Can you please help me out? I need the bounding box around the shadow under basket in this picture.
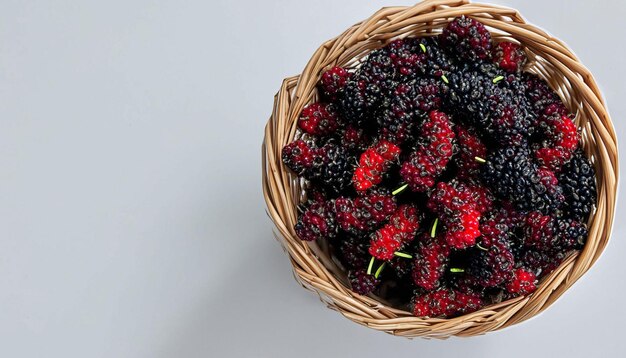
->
[262,0,618,338]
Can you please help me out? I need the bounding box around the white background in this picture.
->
[0,1,624,357]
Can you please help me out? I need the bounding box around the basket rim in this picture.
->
[262,0,619,338]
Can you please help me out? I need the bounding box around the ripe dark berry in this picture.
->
[295,199,337,242]
[418,37,458,77]
[454,126,486,182]
[388,37,458,78]
[427,181,473,216]
[523,211,556,250]
[448,63,531,142]
[339,235,369,269]
[523,211,588,252]
[488,96,533,147]
[520,248,564,278]
[379,78,445,144]
[447,67,495,128]
[412,234,450,290]
[466,184,495,214]
[480,216,506,244]
[427,180,492,217]
[395,77,445,113]
[341,48,397,123]
[378,113,415,146]
[480,204,526,245]
[558,150,597,221]
[413,289,482,318]
[467,236,515,287]
[337,124,370,152]
[282,139,355,193]
[534,109,579,171]
[523,73,564,115]
[492,41,527,73]
[334,191,397,234]
[417,108,456,156]
[554,218,587,251]
[481,146,564,214]
[298,103,340,136]
[388,257,412,279]
[349,269,380,295]
[320,66,350,101]
[400,110,455,192]
[282,139,316,176]
[387,38,428,77]
[440,16,492,62]
[317,142,355,194]
[400,153,439,191]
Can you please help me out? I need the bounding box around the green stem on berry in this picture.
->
[419,43,427,53]
[394,251,413,259]
[441,75,449,84]
[392,183,409,196]
[430,218,439,238]
[374,262,386,279]
[367,256,375,275]
[476,243,488,251]
[474,156,486,163]
[492,75,504,84]
[450,267,465,273]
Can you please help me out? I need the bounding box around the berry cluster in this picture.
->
[413,289,482,318]
[282,16,596,318]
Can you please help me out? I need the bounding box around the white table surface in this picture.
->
[0,0,624,357]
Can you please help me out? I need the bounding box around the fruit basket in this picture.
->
[262,0,618,338]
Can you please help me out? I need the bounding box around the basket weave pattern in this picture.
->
[262,0,618,338]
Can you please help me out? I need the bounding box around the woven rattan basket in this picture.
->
[262,0,618,338]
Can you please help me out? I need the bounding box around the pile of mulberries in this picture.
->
[281,16,596,318]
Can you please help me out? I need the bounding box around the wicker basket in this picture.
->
[262,0,618,338]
